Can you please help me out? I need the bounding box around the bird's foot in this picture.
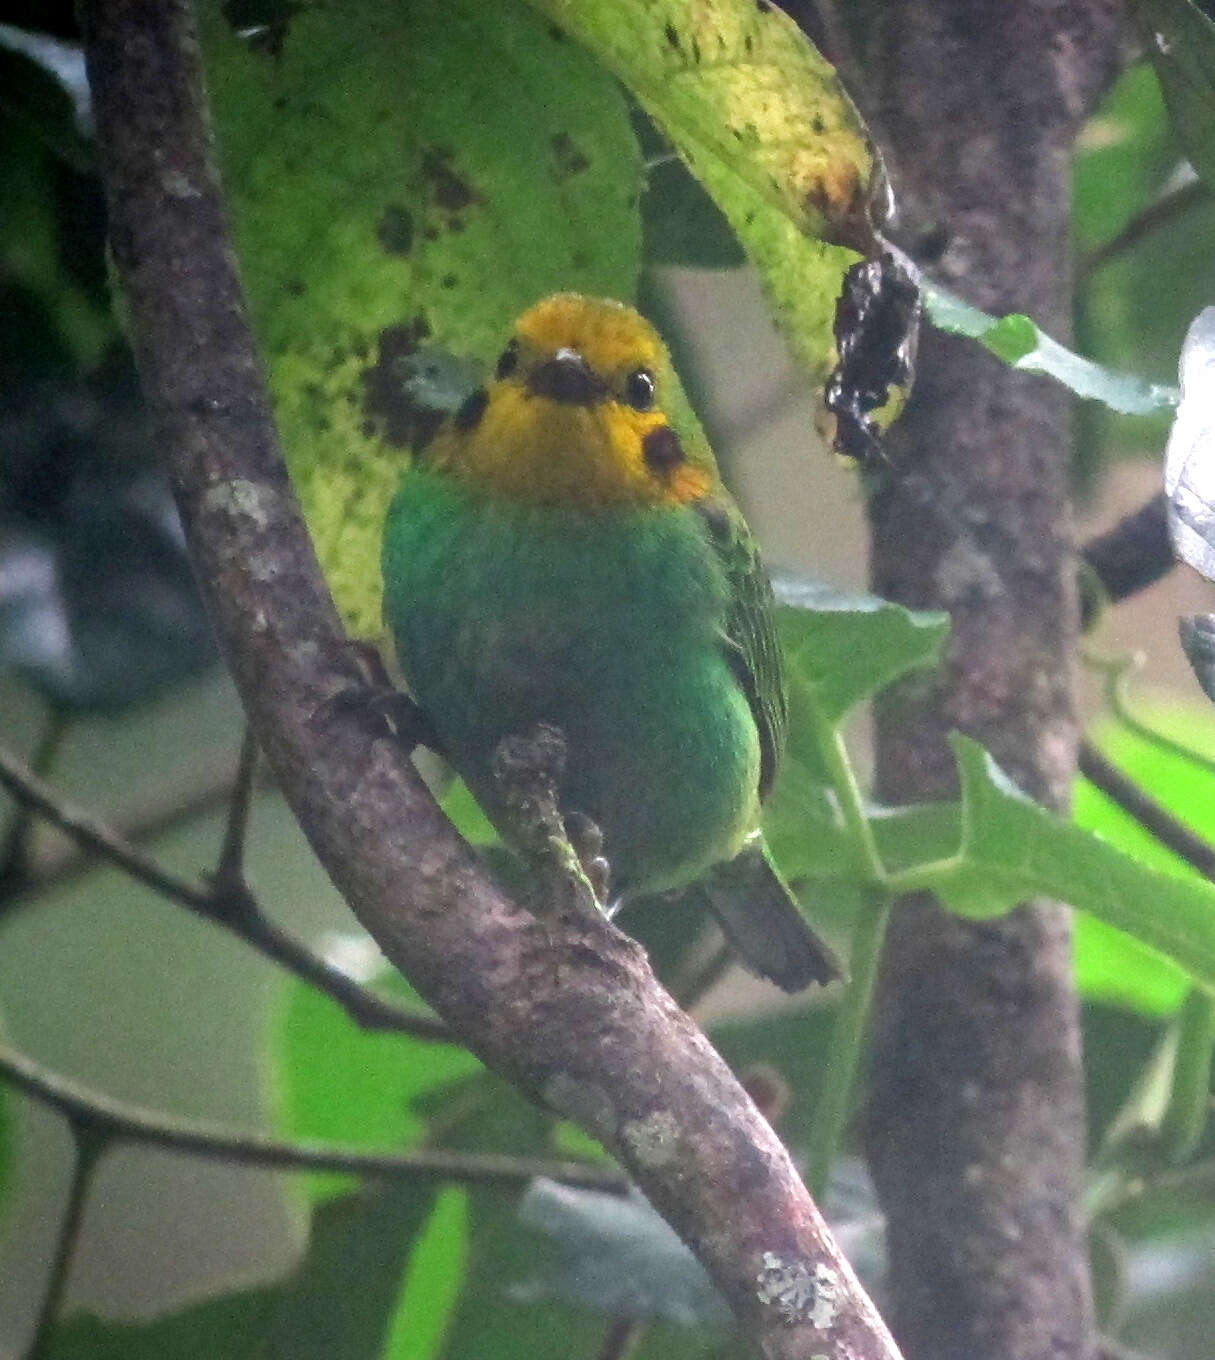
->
[491,724,605,922]
[320,639,441,753]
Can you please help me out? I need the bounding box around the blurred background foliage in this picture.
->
[2,1,1215,1358]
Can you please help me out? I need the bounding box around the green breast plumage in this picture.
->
[381,467,763,895]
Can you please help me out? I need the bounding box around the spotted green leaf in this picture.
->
[530,0,881,390]
[203,0,642,635]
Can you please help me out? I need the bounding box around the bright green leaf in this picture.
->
[933,737,1215,993]
[1137,0,1215,188]
[1074,703,1215,1015]
[765,581,946,897]
[924,281,1179,415]
[531,0,879,249]
[267,1182,442,1359]
[1073,914,1189,1016]
[382,1187,469,1360]
[203,0,642,636]
[271,966,480,1204]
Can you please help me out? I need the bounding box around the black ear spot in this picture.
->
[495,339,519,379]
[641,424,684,475]
[454,386,489,431]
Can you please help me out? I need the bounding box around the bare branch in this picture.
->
[23,1124,107,1360]
[215,722,259,886]
[79,1,900,1354]
[0,708,69,896]
[0,1040,624,1191]
[3,761,263,907]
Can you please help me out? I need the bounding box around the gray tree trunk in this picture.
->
[854,4,1125,1358]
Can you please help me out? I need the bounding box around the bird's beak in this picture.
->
[526,347,604,406]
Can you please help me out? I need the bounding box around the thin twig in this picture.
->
[0,709,70,896]
[4,764,268,907]
[0,1041,626,1191]
[1077,177,1208,282]
[808,888,891,1199]
[1078,739,1215,880]
[215,722,259,886]
[24,1123,108,1360]
[0,745,453,1041]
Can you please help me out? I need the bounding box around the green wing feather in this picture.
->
[695,496,788,802]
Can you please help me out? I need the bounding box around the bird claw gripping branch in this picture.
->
[319,638,441,753]
[491,723,608,923]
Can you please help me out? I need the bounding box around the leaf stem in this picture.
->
[813,711,886,881]
[1078,739,1215,880]
[1161,988,1215,1164]
[807,886,892,1199]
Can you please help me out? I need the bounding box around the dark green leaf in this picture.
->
[774,577,948,727]
[1137,0,1215,187]
[642,156,745,269]
[48,1181,441,1359]
[0,35,92,169]
[511,1180,730,1326]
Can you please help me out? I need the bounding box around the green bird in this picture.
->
[381,293,841,990]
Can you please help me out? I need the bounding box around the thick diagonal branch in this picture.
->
[79,2,899,1355]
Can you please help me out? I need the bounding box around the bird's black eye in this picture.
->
[496,340,519,380]
[624,368,656,411]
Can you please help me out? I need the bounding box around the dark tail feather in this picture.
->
[701,841,844,992]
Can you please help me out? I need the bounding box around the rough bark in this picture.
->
[80,1,902,1355]
[855,5,1125,1360]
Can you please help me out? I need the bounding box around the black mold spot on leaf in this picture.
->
[376,204,414,256]
[551,132,590,180]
